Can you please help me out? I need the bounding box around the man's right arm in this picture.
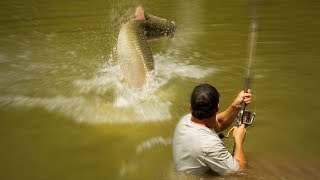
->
[215,90,252,133]
[232,124,247,172]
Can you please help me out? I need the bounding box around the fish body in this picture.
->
[117,9,175,88]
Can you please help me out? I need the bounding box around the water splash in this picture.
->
[0,50,215,124]
[119,136,173,178]
[73,51,216,123]
[136,136,172,155]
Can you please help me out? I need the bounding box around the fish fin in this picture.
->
[135,6,146,20]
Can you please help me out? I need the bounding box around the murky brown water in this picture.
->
[1,0,320,179]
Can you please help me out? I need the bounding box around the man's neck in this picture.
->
[191,116,215,129]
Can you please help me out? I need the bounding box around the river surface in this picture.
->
[1,0,320,179]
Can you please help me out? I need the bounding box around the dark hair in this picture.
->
[191,83,220,120]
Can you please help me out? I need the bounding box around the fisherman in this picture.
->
[173,83,252,176]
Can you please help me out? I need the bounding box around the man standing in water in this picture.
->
[173,83,251,175]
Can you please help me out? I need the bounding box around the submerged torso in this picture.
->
[173,114,239,175]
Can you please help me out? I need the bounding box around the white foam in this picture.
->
[0,95,104,123]
[136,136,173,154]
[1,51,215,124]
[119,136,173,177]
[154,52,215,80]
[73,51,215,123]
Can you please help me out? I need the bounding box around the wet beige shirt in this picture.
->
[173,114,239,175]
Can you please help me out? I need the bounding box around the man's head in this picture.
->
[191,83,220,120]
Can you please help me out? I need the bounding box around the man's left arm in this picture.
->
[214,90,252,133]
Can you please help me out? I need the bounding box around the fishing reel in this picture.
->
[219,108,256,139]
[237,108,256,126]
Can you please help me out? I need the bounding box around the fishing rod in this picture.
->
[236,0,257,126]
[218,1,258,139]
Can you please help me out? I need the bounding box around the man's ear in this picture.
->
[216,104,220,112]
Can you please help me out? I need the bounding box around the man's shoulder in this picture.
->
[179,113,192,123]
[175,114,192,130]
[175,114,219,137]
[199,131,221,149]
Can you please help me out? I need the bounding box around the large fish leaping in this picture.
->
[117,6,176,89]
